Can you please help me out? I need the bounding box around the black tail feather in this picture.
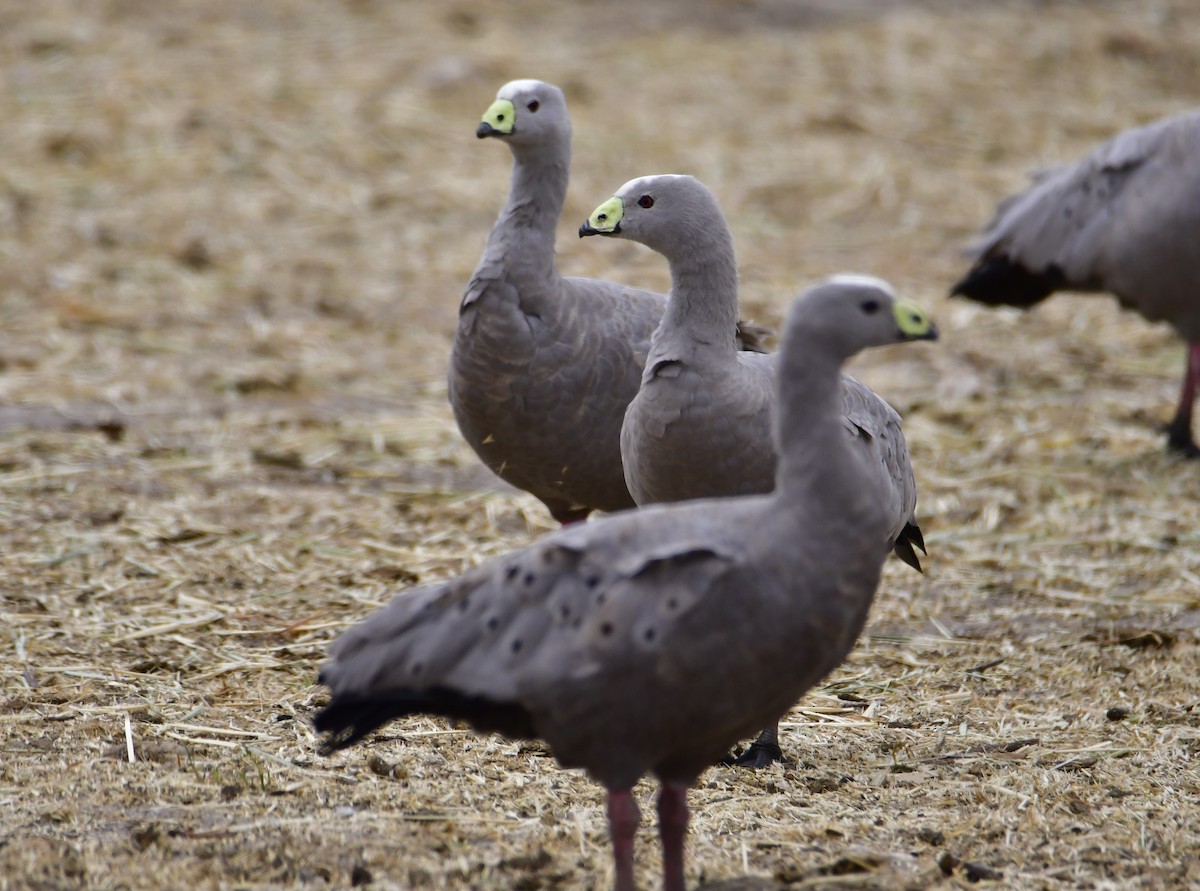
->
[315,698,413,754]
[314,687,537,755]
[735,320,773,354]
[892,522,927,573]
[950,257,1066,308]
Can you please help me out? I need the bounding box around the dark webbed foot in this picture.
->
[1166,342,1200,459]
[1165,424,1200,459]
[720,724,784,769]
[1167,439,1200,459]
[1161,432,1200,461]
[719,738,784,769]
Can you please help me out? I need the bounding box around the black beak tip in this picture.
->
[905,324,939,342]
[579,222,616,238]
[476,122,495,139]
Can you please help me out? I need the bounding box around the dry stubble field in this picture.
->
[4,1,1200,889]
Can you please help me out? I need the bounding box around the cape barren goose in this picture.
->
[317,276,938,891]
[450,81,768,525]
[580,175,927,766]
[951,109,1200,456]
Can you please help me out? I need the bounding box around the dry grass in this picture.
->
[4,0,1200,888]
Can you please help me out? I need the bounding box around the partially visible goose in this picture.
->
[450,80,768,525]
[317,277,938,891]
[951,108,1200,456]
[579,175,926,766]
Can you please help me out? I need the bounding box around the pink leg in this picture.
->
[1167,342,1200,456]
[607,788,641,891]
[658,784,690,891]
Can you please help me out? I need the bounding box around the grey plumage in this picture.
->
[449,81,768,525]
[579,176,925,569]
[951,108,1200,456]
[580,176,927,768]
[317,277,938,891]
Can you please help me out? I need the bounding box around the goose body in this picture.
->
[579,176,925,571]
[318,277,938,891]
[951,108,1200,455]
[580,177,927,767]
[450,81,767,524]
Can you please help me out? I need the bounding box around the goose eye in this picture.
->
[527,100,540,112]
[861,299,880,315]
[637,195,654,209]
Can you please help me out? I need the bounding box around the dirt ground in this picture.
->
[4,0,1200,888]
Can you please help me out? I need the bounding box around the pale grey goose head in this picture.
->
[318,278,935,891]
[789,274,937,355]
[950,108,1200,457]
[579,173,724,256]
[476,78,571,152]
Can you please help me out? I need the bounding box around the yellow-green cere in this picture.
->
[481,98,516,134]
[893,299,934,338]
[587,196,624,233]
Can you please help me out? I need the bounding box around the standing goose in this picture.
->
[580,175,926,767]
[317,277,938,891]
[951,108,1200,456]
[451,80,767,525]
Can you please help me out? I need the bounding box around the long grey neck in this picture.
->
[485,139,570,289]
[772,331,869,509]
[659,226,741,355]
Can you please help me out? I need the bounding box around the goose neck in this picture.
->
[488,142,570,269]
[662,238,741,350]
[772,332,868,506]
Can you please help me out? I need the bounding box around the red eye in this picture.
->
[637,195,654,208]
[527,100,540,112]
